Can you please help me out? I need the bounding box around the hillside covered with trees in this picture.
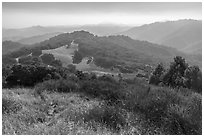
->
[2,31,202,72]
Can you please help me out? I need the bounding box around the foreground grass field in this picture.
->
[2,77,202,135]
[3,88,145,135]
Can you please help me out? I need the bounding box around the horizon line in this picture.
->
[3,18,202,30]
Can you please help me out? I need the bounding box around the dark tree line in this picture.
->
[149,56,202,93]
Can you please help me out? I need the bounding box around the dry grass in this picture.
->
[2,79,202,135]
[2,88,123,134]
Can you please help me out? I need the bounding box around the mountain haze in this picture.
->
[2,41,27,55]
[17,32,62,45]
[119,19,202,54]
[3,24,131,42]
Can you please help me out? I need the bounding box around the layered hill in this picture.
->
[17,32,62,45]
[3,26,57,41]
[3,24,130,42]
[119,19,202,54]
[2,31,202,71]
[2,41,27,55]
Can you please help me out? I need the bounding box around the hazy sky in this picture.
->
[3,2,202,28]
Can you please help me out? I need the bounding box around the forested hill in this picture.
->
[3,30,201,69]
[2,41,27,55]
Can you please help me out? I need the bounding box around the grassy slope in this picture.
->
[42,45,74,66]
[2,78,202,135]
[2,88,148,135]
[2,88,112,135]
[41,43,120,73]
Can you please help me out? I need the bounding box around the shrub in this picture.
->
[98,75,116,83]
[41,53,55,65]
[31,57,43,65]
[2,98,22,114]
[151,56,202,93]
[5,64,62,87]
[119,83,202,135]
[67,64,77,73]
[79,80,124,101]
[94,57,121,69]
[82,104,127,131]
[118,66,134,73]
[2,55,17,65]
[162,56,188,88]
[9,47,32,58]
[165,93,202,135]
[149,75,160,85]
[75,71,93,80]
[50,59,63,67]
[35,79,79,94]
[72,50,83,64]
[2,65,12,88]
[141,97,169,125]
[184,66,202,93]
[149,63,165,85]
[32,49,42,56]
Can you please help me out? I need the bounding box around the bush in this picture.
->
[9,47,32,58]
[2,98,22,114]
[32,49,42,56]
[41,53,55,65]
[67,64,76,73]
[140,96,169,125]
[75,71,94,80]
[72,50,83,64]
[98,75,116,83]
[165,92,202,135]
[2,55,17,65]
[162,56,188,88]
[5,64,62,87]
[115,80,202,135]
[149,63,165,85]
[82,104,127,131]
[151,56,202,93]
[31,57,43,65]
[2,65,12,88]
[35,79,79,94]
[184,66,202,93]
[50,59,62,67]
[115,65,134,73]
[18,56,33,64]
[79,80,124,101]
[94,57,122,69]
[149,75,161,85]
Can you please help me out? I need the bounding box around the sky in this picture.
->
[2,2,202,29]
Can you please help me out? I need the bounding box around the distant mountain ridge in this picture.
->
[2,41,27,55]
[3,24,131,42]
[4,20,201,56]
[118,19,202,55]
[3,30,201,69]
[17,32,62,45]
